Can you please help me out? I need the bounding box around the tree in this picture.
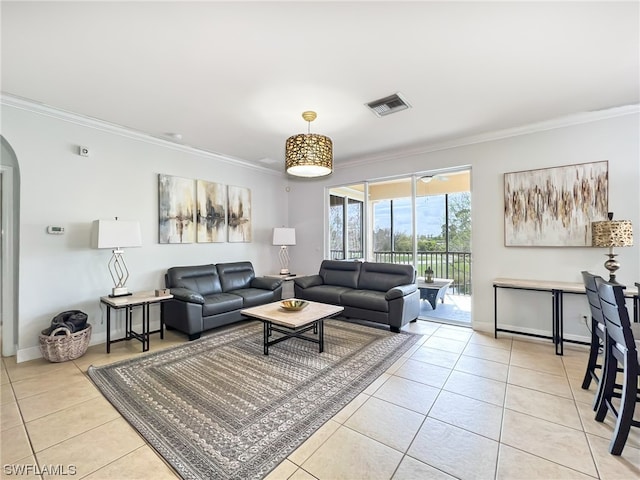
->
[373,227,391,251]
[444,192,471,252]
[393,232,412,252]
[417,235,444,252]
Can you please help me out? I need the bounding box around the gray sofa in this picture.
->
[293,260,420,332]
[162,262,282,340]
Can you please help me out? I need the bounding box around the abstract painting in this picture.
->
[504,161,608,246]
[196,180,226,243]
[227,185,252,242]
[158,174,195,244]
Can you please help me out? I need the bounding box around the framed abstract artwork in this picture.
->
[196,180,226,243]
[504,161,608,246]
[227,185,252,242]
[158,174,196,244]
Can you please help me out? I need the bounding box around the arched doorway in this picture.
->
[1,135,20,357]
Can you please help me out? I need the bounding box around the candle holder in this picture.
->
[425,267,434,283]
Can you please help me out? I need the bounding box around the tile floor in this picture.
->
[1,320,638,479]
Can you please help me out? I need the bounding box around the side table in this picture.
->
[100,290,173,353]
[417,278,453,309]
[266,274,298,299]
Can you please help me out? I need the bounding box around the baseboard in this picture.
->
[15,324,150,363]
[16,345,41,363]
[491,322,590,345]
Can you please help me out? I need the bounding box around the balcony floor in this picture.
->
[419,292,471,326]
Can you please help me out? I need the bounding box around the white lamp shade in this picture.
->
[92,220,142,249]
[272,227,296,246]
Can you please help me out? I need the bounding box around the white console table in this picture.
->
[493,278,638,355]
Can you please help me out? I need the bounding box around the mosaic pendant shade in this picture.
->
[285,111,333,178]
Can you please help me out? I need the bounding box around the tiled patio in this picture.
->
[419,293,472,325]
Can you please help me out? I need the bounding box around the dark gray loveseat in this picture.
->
[293,260,419,332]
[162,262,282,340]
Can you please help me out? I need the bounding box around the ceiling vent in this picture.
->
[366,93,411,117]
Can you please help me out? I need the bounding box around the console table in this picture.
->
[100,290,173,353]
[493,278,638,356]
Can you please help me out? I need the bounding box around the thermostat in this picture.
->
[47,226,65,235]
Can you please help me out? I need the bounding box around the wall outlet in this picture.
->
[581,313,589,324]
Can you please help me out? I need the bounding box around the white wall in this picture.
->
[287,109,640,340]
[2,102,289,361]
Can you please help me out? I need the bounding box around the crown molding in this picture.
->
[4,93,637,175]
[1,93,282,177]
[341,104,640,169]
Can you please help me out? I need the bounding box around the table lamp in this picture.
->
[92,218,142,296]
[591,212,633,284]
[272,227,296,275]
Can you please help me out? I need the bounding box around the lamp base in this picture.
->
[278,246,291,277]
[109,287,132,298]
[603,252,621,284]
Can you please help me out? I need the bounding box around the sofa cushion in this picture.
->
[299,285,353,305]
[167,264,222,295]
[357,262,415,292]
[202,293,244,316]
[319,260,361,289]
[341,290,389,313]
[217,262,255,292]
[232,288,277,308]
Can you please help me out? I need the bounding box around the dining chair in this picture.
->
[594,277,639,455]
[635,282,639,323]
[580,271,607,409]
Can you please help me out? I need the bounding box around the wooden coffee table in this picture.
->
[241,299,344,355]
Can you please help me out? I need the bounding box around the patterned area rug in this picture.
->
[88,319,419,480]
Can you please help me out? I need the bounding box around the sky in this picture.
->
[373,195,446,237]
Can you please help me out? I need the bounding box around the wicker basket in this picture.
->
[39,324,92,362]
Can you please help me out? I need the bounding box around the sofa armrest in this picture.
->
[385,283,418,300]
[251,277,283,291]
[294,275,323,289]
[169,287,205,304]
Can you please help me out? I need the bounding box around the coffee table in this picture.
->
[417,278,453,310]
[241,299,344,355]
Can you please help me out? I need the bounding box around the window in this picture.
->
[328,184,364,260]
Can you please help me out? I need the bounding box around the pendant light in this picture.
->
[285,111,333,177]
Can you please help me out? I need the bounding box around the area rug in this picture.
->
[87,319,419,480]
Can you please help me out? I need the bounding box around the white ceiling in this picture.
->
[2,1,638,172]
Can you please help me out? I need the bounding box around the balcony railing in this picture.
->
[330,250,472,295]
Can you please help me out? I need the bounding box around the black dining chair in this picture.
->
[634,282,639,323]
[580,271,607,409]
[594,277,639,455]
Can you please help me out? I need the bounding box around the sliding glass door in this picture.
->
[327,169,472,324]
[329,184,364,260]
[416,173,472,295]
[368,178,413,264]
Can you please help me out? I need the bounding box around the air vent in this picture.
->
[366,93,411,117]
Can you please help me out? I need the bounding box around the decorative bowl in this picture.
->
[280,300,308,311]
